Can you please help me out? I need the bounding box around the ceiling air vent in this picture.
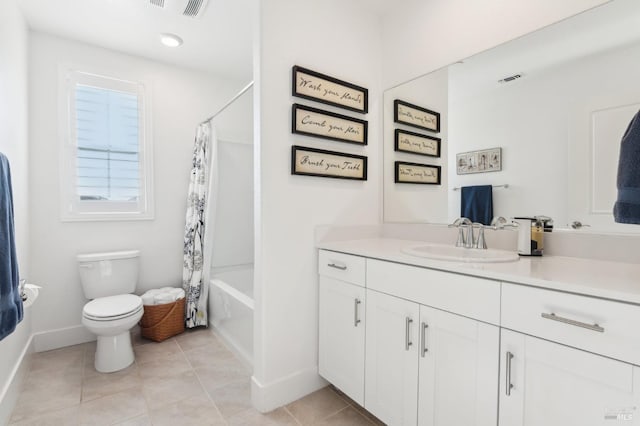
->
[183,0,206,17]
[498,73,523,84]
[148,0,209,18]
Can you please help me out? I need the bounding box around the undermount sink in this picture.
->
[402,243,520,263]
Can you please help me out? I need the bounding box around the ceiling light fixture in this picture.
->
[160,33,183,47]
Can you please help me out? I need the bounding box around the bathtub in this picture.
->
[209,265,253,368]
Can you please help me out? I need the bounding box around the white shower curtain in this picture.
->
[182,122,217,328]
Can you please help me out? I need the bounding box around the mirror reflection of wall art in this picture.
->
[394,99,440,133]
[456,148,502,175]
[291,145,367,181]
[292,66,368,114]
[394,129,441,158]
[395,161,441,185]
[292,104,368,145]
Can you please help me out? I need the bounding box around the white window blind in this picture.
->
[61,70,153,221]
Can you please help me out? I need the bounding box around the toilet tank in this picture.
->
[77,250,140,299]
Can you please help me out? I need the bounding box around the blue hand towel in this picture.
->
[0,153,22,341]
[614,110,640,224]
[461,185,493,225]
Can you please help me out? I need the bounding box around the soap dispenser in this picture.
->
[513,217,544,256]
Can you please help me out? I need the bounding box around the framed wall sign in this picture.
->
[394,129,441,157]
[456,147,502,175]
[292,103,368,145]
[394,99,440,133]
[395,161,441,185]
[291,145,367,180]
[292,65,368,114]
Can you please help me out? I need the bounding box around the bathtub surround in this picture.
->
[0,0,30,422]
[207,84,255,368]
[183,122,214,328]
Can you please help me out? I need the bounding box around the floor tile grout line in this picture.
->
[282,405,304,426]
[177,331,230,425]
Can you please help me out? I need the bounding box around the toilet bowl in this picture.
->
[82,294,143,372]
[77,250,142,373]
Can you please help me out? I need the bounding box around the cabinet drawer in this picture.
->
[367,259,500,325]
[502,283,640,365]
[318,250,366,287]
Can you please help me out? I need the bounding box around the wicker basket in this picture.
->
[139,298,185,342]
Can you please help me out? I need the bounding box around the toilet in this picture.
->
[77,250,143,373]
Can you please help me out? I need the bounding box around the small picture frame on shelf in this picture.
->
[394,99,440,133]
[395,161,441,185]
[292,65,368,114]
[394,129,441,157]
[292,103,368,145]
[291,145,367,181]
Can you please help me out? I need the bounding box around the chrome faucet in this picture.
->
[474,223,487,249]
[448,217,471,247]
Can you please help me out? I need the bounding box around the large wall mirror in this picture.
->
[383,0,640,233]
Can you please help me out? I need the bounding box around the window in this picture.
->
[61,70,153,220]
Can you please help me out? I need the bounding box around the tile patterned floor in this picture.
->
[9,328,384,425]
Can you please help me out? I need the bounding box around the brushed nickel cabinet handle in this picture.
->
[505,351,514,396]
[354,299,361,327]
[327,263,347,271]
[420,322,429,357]
[541,312,604,333]
[405,317,413,350]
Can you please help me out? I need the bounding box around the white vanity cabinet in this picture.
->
[418,306,499,426]
[364,290,500,426]
[318,241,640,426]
[499,283,640,426]
[499,329,640,426]
[364,289,420,425]
[318,250,366,405]
[363,257,501,426]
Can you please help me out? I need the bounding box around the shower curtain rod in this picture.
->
[200,81,254,125]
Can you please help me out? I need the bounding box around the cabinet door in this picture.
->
[365,289,420,426]
[499,329,640,426]
[418,306,499,426]
[318,276,366,405]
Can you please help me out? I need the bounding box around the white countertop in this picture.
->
[318,238,640,305]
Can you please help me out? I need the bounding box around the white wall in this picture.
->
[383,68,449,223]
[28,33,247,348]
[0,0,31,422]
[253,0,382,410]
[381,0,611,89]
[449,40,640,228]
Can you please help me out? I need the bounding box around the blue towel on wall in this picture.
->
[0,153,22,341]
[614,110,640,224]
[461,185,493,225]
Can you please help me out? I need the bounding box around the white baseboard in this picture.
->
[251,367,327,413]
[32,325,95,353]
[0,334,34,425]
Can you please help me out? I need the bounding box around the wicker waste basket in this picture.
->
[139,297,185,342]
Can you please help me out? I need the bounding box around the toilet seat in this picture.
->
[83,294,143,321]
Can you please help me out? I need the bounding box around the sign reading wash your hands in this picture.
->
[292,65,368,113]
